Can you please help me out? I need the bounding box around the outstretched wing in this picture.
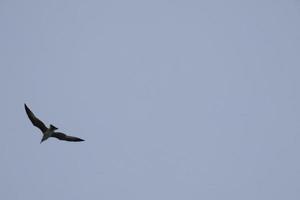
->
[52,132,84,142]
[24,104,48,133]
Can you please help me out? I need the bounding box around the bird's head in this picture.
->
[50,124,58,131]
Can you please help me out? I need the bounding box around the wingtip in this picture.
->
[77,138,85,142]
[24,104,30,112]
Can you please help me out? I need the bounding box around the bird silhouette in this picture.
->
[24,104,84,143]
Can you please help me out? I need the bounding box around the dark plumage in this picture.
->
[24,104,84,143]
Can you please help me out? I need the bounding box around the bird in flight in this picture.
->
[24,104,84,143]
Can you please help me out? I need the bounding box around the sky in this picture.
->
[1,0,300,199]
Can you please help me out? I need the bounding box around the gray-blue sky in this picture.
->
[1,0,300,199]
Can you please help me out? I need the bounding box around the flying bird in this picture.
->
[24,104,84,143]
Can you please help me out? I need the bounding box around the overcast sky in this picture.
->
[1,0,300,199]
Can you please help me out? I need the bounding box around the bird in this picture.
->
[24,104,84,143]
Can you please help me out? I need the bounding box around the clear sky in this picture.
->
[1,0,300,199]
